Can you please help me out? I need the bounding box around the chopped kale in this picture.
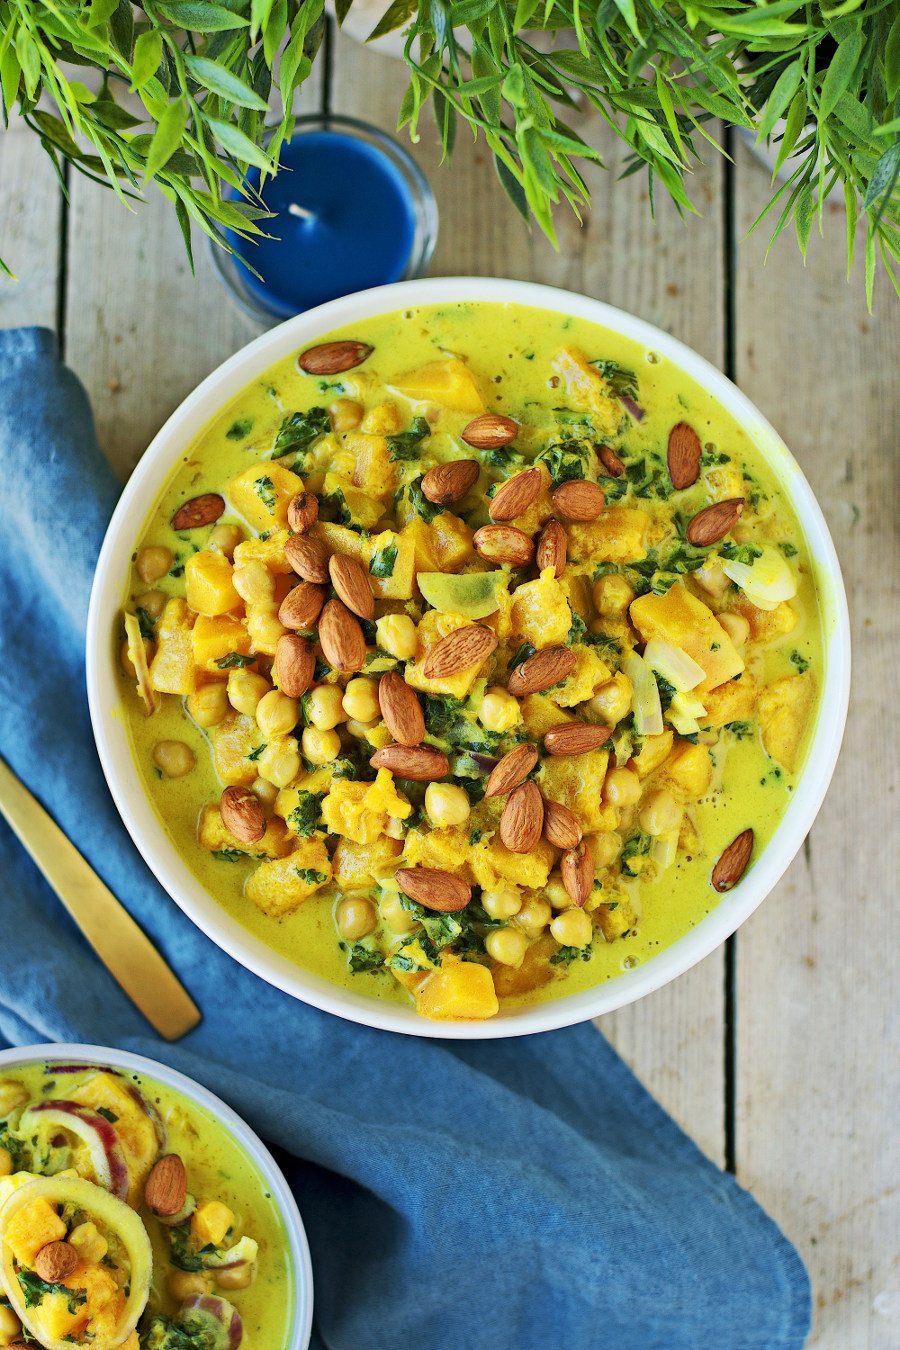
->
[211,849,245,862]
[536,437,591,485]
[406,474,442,524]
[168,1226,207,1272]
[508,642,536,670]
[168,557,185,578]
[621,834,652,877]
[386,417,430,461]
[591,357,638,400]
[342,942,385,974]
[215,651,254,669]
[287,791,325,837]
[421,693,465,740]
[295,868,327,885]
[550,944,593,966]
[18,1269,87,1313]
[254,475,277,511]
[96,1106,118,1123]
[599,472,630,503]
[725,721,754,739]
[567,613,587,644]
[247,743,267,761]
[780,541,798,557]
[271,406,330,459]
[399,896,462,951]
[581,631,621,656]
[482,445,525,471]
[226,415,254,440]
[790,650,810,673]
[135,606,156,640]
[370,542,398,578]
[719,541,763,565]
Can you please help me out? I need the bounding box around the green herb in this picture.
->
[482,445,526,472]
[287,792,325,837]
[253,476,277,512]
[314,657,333,682]
[168,558,185,579]
[581,631,621,656]
[599,473,630,504]
[790,651,811,673]
[591,358,638,400]
[247,744,267,761]
[780,542,799,558]
[18,1269,87,1313]
[370,543,398,578]
[550,944,593,966]
[567,613,587,644]
[342,943,385,975]
[719,541,763,566]
[141,1316,200,1350]
[701,448,732,467]
[295,868,326,885]
[168,1226,207,1273]
[96,1107,118,1123]
[406,475,442,524]
[226,416,254,441]
[621,834,652,878]
[386,417,430,461]
[271,407,330,462]
[399,896,462,951]
[211,849,244,862]
[215,651,254,669]
[508,642,536,671]
[725,721,754,739]
[421,693,465,741]
[135,606,156,641]
[536,438,592,485]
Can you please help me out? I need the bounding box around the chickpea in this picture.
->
[639,789,682,837]
[550,907,593,948]
[227,669,270,717]
[167,1271,212,1302]
[481,886,522,920]
[345,718,379,741]
[136,545,173,584]
[0,1303,22,1342]
[246,606,286,653]
[592,832,623,868]
[135,589,166,618]
[207,523,244,558]
[544,874,571,911]
[216,1261,256,1291]
[424,783,470,829]
[307,684,346,730]
[516,897,552,937]
[718,611,750,645]
[375,614,418,660]
[251,776,279,811]
[302,726,341,765]
[380,892,417,933]
[0,1147,12,1177]
[69,1222,107,1264]
[152,740,195,778]
[187,681,230,728]
[593,572,634,617]
[256,690,299,738]
[342,677,380,723]
[233,560,275,605]
[329,397,364,432]
[479,687,521,734]
[257,738,301,789]
[336,896,377,942]
[588,674,633,726]
[485,926,528,968]
[603,766,641,806]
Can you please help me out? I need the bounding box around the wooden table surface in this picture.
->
[1,28,897,1348]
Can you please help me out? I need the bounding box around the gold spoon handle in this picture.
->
[0,754,201,1041]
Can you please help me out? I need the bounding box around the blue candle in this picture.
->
[220,118,437,321]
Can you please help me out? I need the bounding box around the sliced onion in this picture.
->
[122,1081,167,1153]
[123,611,156,714]
[470,753,498,773]
[204,1235,258,1271]
[651,833,679,871]
[643,638,705,692]
[623,653,663,736]
[668,691,708,736]
[722,545,797,611]
[180,1294,243,1349]
[20,1102,129,1200]
[0,1174,152,1350]
[45,1064,122,1076]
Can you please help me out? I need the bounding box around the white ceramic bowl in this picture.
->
[86,278,851,1040]
[0,1042,313,1348]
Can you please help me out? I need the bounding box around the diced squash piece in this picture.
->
[595,895,637,942]
[567,507,650,564]
[148,598,197,695]
[33,1287,89,1342]
[398,514,474,573]
[757,672,816,772]
[538,752,615,834]
[323,471,383,530]
[333,835,403,889]
[360,401,404,435]
[4,1196,66,1265]
[704,460,745,500]
[185,549,241,617]
[210,713,260,786]
[701,675,757,728]
[347,430,396,501]
[658,741,713,799]
[629,730,674,777]
[491,933,557,998]
[551,346,622,437]
[471,838,556,891]
[416,962,499,1020]
[405,610,495,698]
[392,359,485,413]
[322,771,411,845]
[233,529,293,573]
[510,571,571,647]
[521,694,576,738]
[191,1200,234,1247]
[733,598,798,643]
[559,568,594,621]
[630,583,744,693]
[245,839,332,917]
[402,826,473,877]
[198,803,291,860]
[228,461,304,531]
[192,614,251,671]
[548,646,611,707]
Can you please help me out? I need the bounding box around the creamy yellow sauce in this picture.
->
[120,301,824,1012]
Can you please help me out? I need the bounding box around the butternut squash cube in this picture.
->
[701,675,757,728]
[402,825,473,877]
[630,584,744,693]
[630,730,674,778]
[551,346,622,437]
[198,803,291,860]
[245,838,332,918]
[415,962,499,1020]
[211,713,260,786]
[510,571,572,648]
[521,694,576,738]
[757,672,816,772]
[333,835,403,889]
[233,529,293,574]
[322,471,383,530]
[472,837,556,891]
[567,507,650,565]
[192,614,251,671]
[149,598,197,695]
[185,549,241,617]
[595,895,637,942]
[734,598,798,644]
[228,462,304,531]
[4,1196,66,1264]
[391,359,485,413]
[191,1200,234,1247]
[658,741,713,799]
[539,751,615,833]
[549,646,611,707]
[313,522,414,600]
[347,430,396,501]
[397,515,473,574]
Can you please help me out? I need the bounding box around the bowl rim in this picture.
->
[86,276,851,1040]
[0,1041,313,1349]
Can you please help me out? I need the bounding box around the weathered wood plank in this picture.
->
[331,32,728,1163]
[733,139,900,1348]
[0,129,62,331]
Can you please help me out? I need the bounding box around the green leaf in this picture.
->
[864,142,900,222]
[206,116,275,171]
[88,0,120,27]
[887,13,900,102]
[251,0,277,40]
[156,2,251,32]
[130,30,163,92]
[818,30,863,122]
[494,151,529,222]
[757,61,803,142]
[773,88,808,174]
[611,0,641,41]
[184,55,268,109]
[145,97,189,181]
[794,180,813,257]
[844,179,857,278]
[368,0,417,42]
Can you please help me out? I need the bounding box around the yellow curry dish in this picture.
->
[118,302,823,1023]
[0,1060,294,1348]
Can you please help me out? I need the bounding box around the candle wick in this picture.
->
[287,203,316,221]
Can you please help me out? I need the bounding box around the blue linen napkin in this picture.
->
[0,327,811,1350]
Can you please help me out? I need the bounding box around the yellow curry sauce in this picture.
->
[0,1061,293,1347]
[119,302,822,1021]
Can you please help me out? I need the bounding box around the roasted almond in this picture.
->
[329,553,374,620]
[285,533,330,584]
[378,671,425,747]
[488,467,542,521]
[473,524,534,567]
[421,459,480,506]
[395,867,471,912]
[220,785,266,845]
[508,645,576,697]
[484,743,539,798]
[686,498,744,547]
[711,828,754,892]
[461,412,518,449]
[145,1153,188,1217]
[370,744,450,781]
[274,632,316,696]
[423,624,498,680]
[542,799,583,851]
[536,518,567,577]
[171,493,224,531]
[599,445,625,478]
[278,580,327,631]
[287,491,319,534]
[298,340,372,375]
[667,421,702,490]
[561,839,594,906]
[34,1241,78,1283]
[543,722,613,756]
[319,599,366,673]
[499,780,544,853]
[551,479,605,522]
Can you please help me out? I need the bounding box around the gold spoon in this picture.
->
[0,754,201,1041]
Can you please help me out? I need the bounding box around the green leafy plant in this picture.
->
[0,0,896,303]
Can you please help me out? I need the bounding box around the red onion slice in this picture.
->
[619,393,645,421]
[20,1101,129,1199]
[180,1295,243,1349]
